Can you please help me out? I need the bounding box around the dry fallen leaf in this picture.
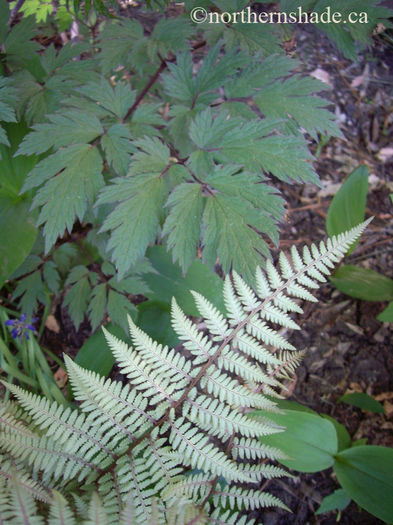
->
[377,147,393,163]
[383,400,393,419]
[54,367,68,388]
[45,314,60,334]
[310,68,332,87]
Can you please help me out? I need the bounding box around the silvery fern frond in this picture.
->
[0,222,370,524]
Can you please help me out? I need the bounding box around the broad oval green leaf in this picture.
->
[377,301,393,323]
[74,323,126,378]
[330,265,393,302]
[144,246,225,316]
[136,300,179,348]
[255,409,338,472]
[334,446,393,524]
[321,414,351,452]
[0,192,37,289]
[339,392,385,414]
[326,165,368,255]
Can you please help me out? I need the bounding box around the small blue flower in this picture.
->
[5,315,38,342]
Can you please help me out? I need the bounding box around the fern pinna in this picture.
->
[0,221,370,524]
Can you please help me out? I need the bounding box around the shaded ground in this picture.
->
[259,22,393,525]
[36,10,393,525]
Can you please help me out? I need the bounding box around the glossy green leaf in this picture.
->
[330,266,393,302]
[326,165,368,255]
[255,409,338,472]
[144,246,225,316]
[74,323,126,378]
[316,488,351,515]
[377,301,393,323]
[339,392,384,414]
[334,446,393,523]
[0,192,37,289]
[136,300,179,348]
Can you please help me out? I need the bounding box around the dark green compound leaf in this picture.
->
[254,75,341,140]
[200,166,283,282]
[316,488,351,515]
[339,393,385,414]
[107,289,137,334]
[21,144,104,253]
[63,266,93,330]
[189,109,319,185]
[202,193,271,285]
[88,283,108,332]
[162,183,203,273]
[330,266,393,302]
[254,409,338,472]
[326,165,369,255]
[334,446,393,524]
[98,138,172,278]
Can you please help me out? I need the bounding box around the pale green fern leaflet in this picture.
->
[0,221,370,524]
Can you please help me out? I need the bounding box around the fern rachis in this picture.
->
[0,221,370,524]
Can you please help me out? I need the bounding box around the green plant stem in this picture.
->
[38,301,51,341]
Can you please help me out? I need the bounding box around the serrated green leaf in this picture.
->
[202,193,270,284]
[98,19,145,74]
[101,124,134,176]
[313,0,393,60]
[25,145,104,252]
[107,289,136,333]
[12,271,44,318]
[99,174,169,278]
[3,17,41,70]
[147,18,194,63]
[255,75,341,139]
[17,111,104,156]
[203,18,282,56]
[162,183,203,272]
[224,54,296,99]
[88,283,107,331]
[78,80,136,120]
[64,274,91,330]
[43,261,60,294]
[109,275,149,296]
[189,109,319,184]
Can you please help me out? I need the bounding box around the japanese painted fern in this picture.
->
[0,221,370,524]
